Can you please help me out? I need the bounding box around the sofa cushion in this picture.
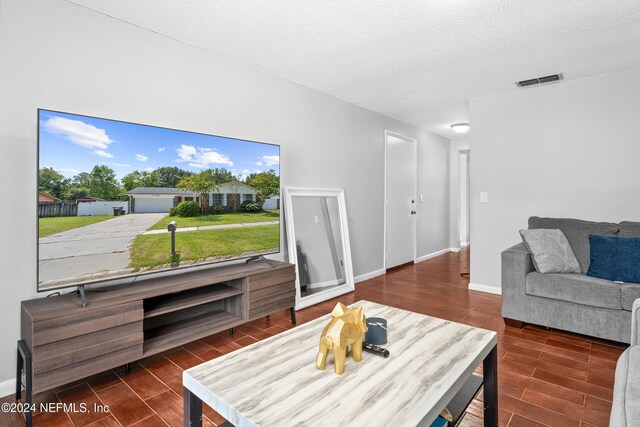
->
[587,235,640,284]
[619,221,640,238]
[525,272,621,309]
[610,346,640,426]
[528,217,619,273]
[519,229,581,274]
[621,284,640,311]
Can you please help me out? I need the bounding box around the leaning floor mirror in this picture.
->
[284,187,355,310]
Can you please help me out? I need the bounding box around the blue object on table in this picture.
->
[365,317,387,344]
[587,235,640,284]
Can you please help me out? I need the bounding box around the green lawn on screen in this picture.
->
[147,210,280,231]
[129,224,279,269]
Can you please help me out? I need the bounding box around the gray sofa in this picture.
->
[501,217,640,343]
[610,299,640,426]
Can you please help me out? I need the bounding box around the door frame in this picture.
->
[383,130,418,270]
[458,150,470,246]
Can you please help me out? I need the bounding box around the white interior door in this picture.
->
[385,132,417,269]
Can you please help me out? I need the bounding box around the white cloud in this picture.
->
[94,150,113,158]
[105,162,131,168]
[42,116,114,151]
[255,160,264,166]
[259,155,279,166]
[135,154,148,162]
[176,144,233,168]
[254,169,263,173]
[177,144,197,161]
[158,147,165,153]
[144,167,154,172]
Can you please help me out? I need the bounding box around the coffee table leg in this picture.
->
[184,386,202,427]
[483,345,498,426]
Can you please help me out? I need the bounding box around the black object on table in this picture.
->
[363,341,390,358]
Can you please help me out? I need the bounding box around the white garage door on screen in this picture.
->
[134,197,173,213]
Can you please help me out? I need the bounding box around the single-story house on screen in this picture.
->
[210,182,256,209]
[125,187,199,213]
[125,183,257,213]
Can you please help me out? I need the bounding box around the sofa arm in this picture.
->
[501,243,535,321]
[632,298,640,346]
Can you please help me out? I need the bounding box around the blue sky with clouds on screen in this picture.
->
[39,109,280,181]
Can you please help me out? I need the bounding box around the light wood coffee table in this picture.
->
[183,300,498,426]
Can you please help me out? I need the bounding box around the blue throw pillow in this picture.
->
[587,235,640,284]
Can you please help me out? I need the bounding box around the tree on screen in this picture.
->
[88,165,121,200]
[245,170,280,202]
[71,172,91,188]
[39,167,69,199]
[207,168,236,185]
[122,170,160,191]
[155,166,193,188]
[177,171,218,212]
[63,186,91,201]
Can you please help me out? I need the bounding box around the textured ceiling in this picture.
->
[67,0,640,140]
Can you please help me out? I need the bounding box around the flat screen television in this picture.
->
[38,109,280,291]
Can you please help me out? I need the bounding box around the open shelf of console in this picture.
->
[143,282,244,318]
[144,309,242,356]
[142,280,246,355]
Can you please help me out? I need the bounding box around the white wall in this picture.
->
[417,132,451,258]
[263,197,279,210]
[77,201,128,216]
[0,0,450,390]
[469,68,640,292]
[449,139,470,248]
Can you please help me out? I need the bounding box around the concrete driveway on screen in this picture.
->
[39,213,166,285]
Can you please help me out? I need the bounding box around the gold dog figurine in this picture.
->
[316,303,367,375]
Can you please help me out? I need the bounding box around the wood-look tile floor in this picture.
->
[1,247,625,426]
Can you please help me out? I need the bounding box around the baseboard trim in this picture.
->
[460,242,469,247]
[415,248,451,264]
[0,377,15,398]
[469,282,502,295]
[354,269,385,283]
[450,247,461,253]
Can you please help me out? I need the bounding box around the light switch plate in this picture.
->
[480,192,488,203]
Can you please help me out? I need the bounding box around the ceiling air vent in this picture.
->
[516,73,563,88]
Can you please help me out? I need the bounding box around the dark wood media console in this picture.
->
[17,261,296,426]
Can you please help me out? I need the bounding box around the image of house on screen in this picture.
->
[125,182,263,213]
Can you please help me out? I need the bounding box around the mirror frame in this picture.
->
[284,187,355,310]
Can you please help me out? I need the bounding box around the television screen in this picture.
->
[38,109,280,291]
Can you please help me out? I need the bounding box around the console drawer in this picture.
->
[34,322,143,374]
[33,301,143,346]
[249,298,294,320]
[34,344,143,393]
[248,266,296,292]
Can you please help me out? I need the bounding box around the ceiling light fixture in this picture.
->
[450,123,470,134]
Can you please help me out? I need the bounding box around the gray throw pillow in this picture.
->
[519,229,581,274]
